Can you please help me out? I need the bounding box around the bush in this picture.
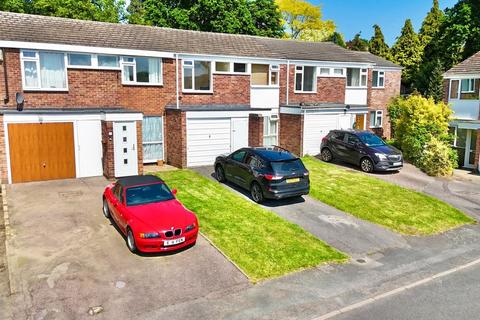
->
[388,94,456,176]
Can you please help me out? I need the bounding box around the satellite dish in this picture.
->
[15,92,24,111]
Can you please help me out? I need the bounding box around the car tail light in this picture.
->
[322,137,328,143]
[264,174,283,181]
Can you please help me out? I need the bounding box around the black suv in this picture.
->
[320,130,403,173]
[214,147,310,203]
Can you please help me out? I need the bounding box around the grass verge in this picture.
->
[303,156,475,235]
[156,169,347,282]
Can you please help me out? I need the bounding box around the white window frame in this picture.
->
[372,70,385,88]
[294,65,317,93]
[67,53,120,70]
[214,61,249,74]
[460,79,475,93]
[120,56,163,86]
[182,59,213,93]
[449,79,460,100]
[369,110,383,128]
[250,64,280,88]
[347,68,368,88]
[20,49,69,91]
[263,116,278,146]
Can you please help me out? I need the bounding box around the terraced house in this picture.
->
[444,51,480,172]
[0,11,401,184]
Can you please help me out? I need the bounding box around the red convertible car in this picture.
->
[102,175,198,253]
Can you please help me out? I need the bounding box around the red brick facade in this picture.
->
[101,121,114,178]
[165,109,187,168]
[0,115,6,183]
[279,113,303,156]
[248,114,264,147]
[367,70,401,139]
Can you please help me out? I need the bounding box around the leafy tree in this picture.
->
[325,31,346,48]
[424,58,444,103]
[391,19,422,91]
[0,0,30,12]
[369,24,391,60]
[126,0,145,25]
[276,0,335,40]
[248,0,284,38]
[388,94,456,176]
[346,33,368,51]
[418,0,444,47]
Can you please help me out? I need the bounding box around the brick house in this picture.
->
[0,11,401,183]
[443,51,480,172]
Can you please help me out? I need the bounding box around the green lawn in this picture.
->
[155,169,347,282]
[303,156,475,235]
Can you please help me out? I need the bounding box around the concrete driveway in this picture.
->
[193,167,408,257]
[5,177,248,319]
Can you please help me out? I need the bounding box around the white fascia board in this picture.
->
[186,109,272,118]
[443,73,480,79]
[288,59,373,68]
[0,41,175,58]
[280,106,368,115]
[178,53,284,65]
[373,67,403,71]
[103,112,143,121]
[279,107,302,114]
[450,119,480,129]
[3,111,143,123]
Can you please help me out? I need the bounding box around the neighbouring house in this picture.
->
[0,11,401,184]
[443,51,480,172]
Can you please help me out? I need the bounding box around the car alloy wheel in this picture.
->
[321,148,333,162]
[216,166,226,182]
[127,229,137,253]
[251,183,264,204]
[360,158,374,173]
[102,199,110,219]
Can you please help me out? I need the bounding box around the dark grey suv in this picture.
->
[214,147,310,203]
[320,130,403,173]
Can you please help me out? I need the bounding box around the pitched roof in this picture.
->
[445,51,480,76]
[351,51,401,69]
[0,11,401,68]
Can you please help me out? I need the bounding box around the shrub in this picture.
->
[388,94,456,176]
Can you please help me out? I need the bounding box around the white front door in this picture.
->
[113,121,138,177]
[231,118,249,151]
[76,120,103,178]
[465,130,477,168]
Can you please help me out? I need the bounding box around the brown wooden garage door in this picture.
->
[8,123,76,183]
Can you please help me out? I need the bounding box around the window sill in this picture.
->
[372,86,385,89]
[23,88,69,92]
[68,66,121,71]
[346,86,368,89]
[250,85,280,89]
[182,90,214,94]
[122,82,164,87]
[369,126,383,129]
[293,91,317,94]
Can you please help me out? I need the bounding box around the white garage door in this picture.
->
[303,114,353,156]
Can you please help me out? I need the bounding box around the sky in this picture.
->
[316,0,458,45]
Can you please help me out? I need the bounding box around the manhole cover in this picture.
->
[58,191,83,199]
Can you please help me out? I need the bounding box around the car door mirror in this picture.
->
[171,189,178,196]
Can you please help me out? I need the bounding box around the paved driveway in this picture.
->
[5,177,248,319]
[193,167,408,257]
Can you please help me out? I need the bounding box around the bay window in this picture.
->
[183,60,212,92]
[372,71,385,88]
[263,116,278,146]
[21,50,67,90]
[251,64,279,86]
[369,110,383,128]
[121,56,162,85]
[295,65,316,92]
[347,68,368,87]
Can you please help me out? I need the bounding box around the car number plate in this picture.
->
[164,237,185,246]
[287,178,300,184]
[393,162,402,166]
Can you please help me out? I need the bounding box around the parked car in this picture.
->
[102,175,198,253]
[320,130,403,173]
[214,147,310,203]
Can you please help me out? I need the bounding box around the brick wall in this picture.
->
[101,121,114,178]
[279,113,303,156]
[0,115,7,183]
[280,64,346,105]
[368,70,401,139]
[248,114,264,147]
[1,49,177,115]
[165,109,186,168]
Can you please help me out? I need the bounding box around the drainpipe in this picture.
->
[1,49,9,105]
[286,60,290,105]
[175,53,179,109]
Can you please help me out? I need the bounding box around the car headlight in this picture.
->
[185,223,196,232]
[139,232,160,239]
[375,153,388,161]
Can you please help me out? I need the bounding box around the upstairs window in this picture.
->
[450,80,459,99]
[347,68,368,87]
[372,71,385,88]
[121,56,162,85]
[214,61,248,74]
[251,64,279,86]
[98,55,119,68]
[21,50,67,90]
[183,60,212,92]
[333,68,344,76]
[369,110,383,128]
[461,79,475,93]
[68,53,92,67]
[295,66,316,92]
